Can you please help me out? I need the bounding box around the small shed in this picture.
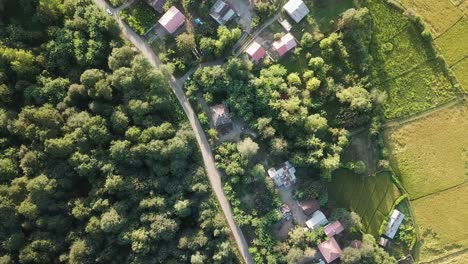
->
[384,209,405,239]
[245,41,266,62]
[299,200,319,216]
[158,6,185,34]
[318,237,342,263]
[324,221,344,237]
[272,33,297,57]
[210,0,236,25]
[283,0,310,23]
[280,19,292,32]
[146,0,166,13]
[379,237,389,247]
[305,210,328,230]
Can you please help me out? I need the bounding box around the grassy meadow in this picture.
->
[328,169,401,236]
[398,0,463,36]
[435,17,468,66]
[452,58,468,92]
[413,183,468,262]
[386,104,468,199]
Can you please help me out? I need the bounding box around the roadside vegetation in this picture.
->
[120,1,158,35]
[0,0,239,263]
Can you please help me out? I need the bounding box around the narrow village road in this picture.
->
[92,1,253,263]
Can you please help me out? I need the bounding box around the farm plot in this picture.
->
[413,183,468,263]
[397,0,463,36]
[328,169,401,236]
[365,0,408,42]
[386,104,468,199]
[382,60,457,119]
[435,17,468,66]
[452,58,468,92]
[120,1,158,36]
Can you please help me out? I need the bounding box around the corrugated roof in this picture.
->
[272,33,297,57]
[324,220,344,237]
[246,41,266,61]
[318,237,342,263]
[283,0,309,23]
[158,6,185,34]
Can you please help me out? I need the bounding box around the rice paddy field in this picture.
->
[365,0,458,119]
[382,60,457,119]
[386,103,468,262]
[435,17,468,66]
[451,58,468,92]
[397,0,463,36]
[328,169,401,236]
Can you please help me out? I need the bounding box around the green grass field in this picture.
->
[398,0,463,36]
[386,104,468,199]
[328,169,401,236]
[382,60,457,119]
[435,17,468,66]
[452,58,468,92]
[120,1,158,35]
[413,183,468,262]
[366,0,408,42]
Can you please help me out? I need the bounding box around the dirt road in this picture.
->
[92,1,253,263]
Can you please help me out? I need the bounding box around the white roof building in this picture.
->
[306,210,328,230]
[283,0,310,23]
[384,209,405,239]
[210,0,236,25]
[268,161,296,187]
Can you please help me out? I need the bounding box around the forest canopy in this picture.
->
[0,0,238,263]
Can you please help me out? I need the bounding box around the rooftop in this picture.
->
[305,210,328,230]
[283,0,309,23]
[384,209,405,239]
[272,33,297,57]
[299,200,320,216]
[158,6,185,34]
[146,0,166,13]
[324,220,344,237]
[210,0,236,25]
[245,41,266,62]
[210,104,232,127]
[318,237,342,263]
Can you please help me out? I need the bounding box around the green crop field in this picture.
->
[386,104,468,199]
[366,0,408,42]
[328,169,401,236]
[120,1,158,35]
[382,60,457,119]
[413,183,468,262]
[435,17,468,66]
[398,0,463,35]
[452,58,468,92]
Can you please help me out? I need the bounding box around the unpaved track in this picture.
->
[92,1,253,262]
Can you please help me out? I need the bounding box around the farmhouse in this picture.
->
[283,0,310,23]
[158,6,185,34]
[324,220,344,237]
[245,41,266,62]
[305,210,328,230]
[272,33,297,57]
[318,237,342,263]
[267,161,296,187]
[299,200,320,216]
[209,104,233,133]
[210,0,236,25]
[384,209,405,239]
[145,0,166,13]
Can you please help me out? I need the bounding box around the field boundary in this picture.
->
[383,97,464,128]
[433,15,465,40]
[410,181,468,202]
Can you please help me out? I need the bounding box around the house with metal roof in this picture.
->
[272,33,297,57]
[245,41,266,62]
[283,0,310,23]
[158,6,185,34]
[299,200,320,216]
[267,161,296,187]
[210,0,236,25]
[384,209,404,239]
[305,210,328,230]
[324,220,344,237]
[318,237,342,263]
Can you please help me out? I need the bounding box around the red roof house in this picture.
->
[318,237,342,263]
[245,41,266,62]
[158,6,185,34]
[324,221,344,237]
[272,33,297,57]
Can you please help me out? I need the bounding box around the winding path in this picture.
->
[92,1,253,263]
